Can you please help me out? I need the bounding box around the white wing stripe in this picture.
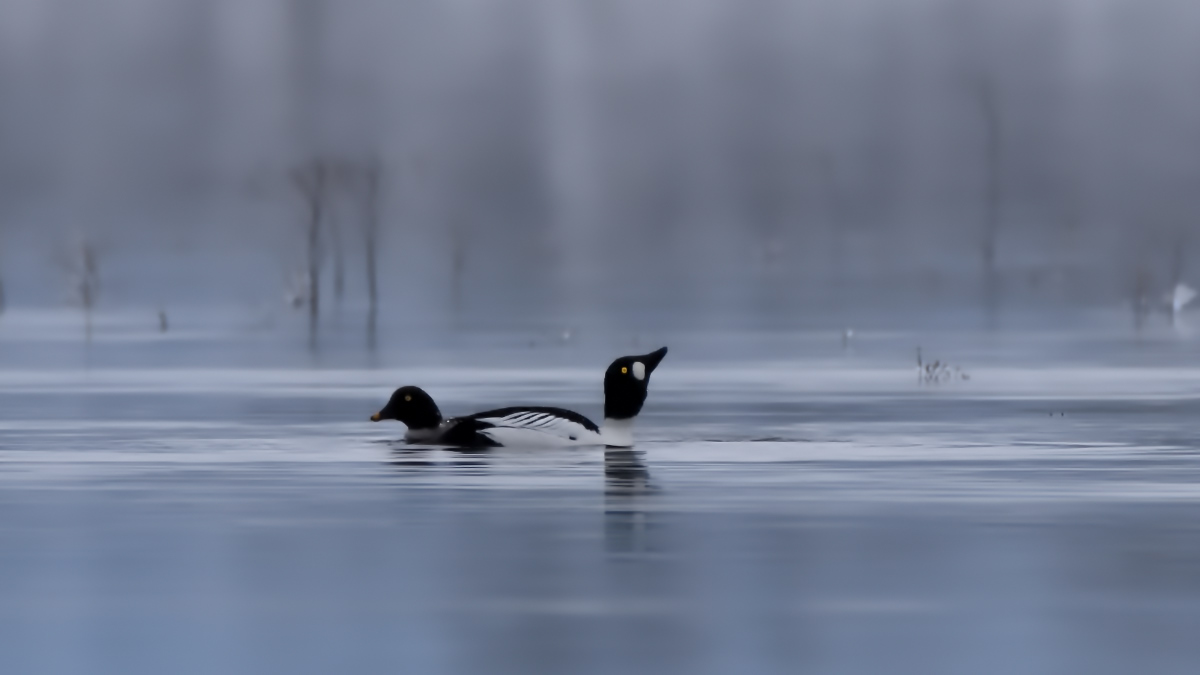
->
[478,410,595,439]
[518,414,557,429]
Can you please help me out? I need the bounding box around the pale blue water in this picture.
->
[1,310,1199,674]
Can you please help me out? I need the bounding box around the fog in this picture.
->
[1,0,1198,327]
[5,6,1200,673]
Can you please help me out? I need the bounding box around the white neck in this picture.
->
[600,418,635,448]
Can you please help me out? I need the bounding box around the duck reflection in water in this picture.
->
[604,449,655,554]
[380,439,491,475]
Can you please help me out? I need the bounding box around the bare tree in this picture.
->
[361,159,381,310]
[290,159,328,335]
[0,219,6,317]
[816,149,846,293]
[55,236,100,340]
[329,195,345,303]
[1131,262,1151,330]
[79,240,99,339]
[323,156,384,346]
[450,213,468,312]
[977,75,1003,323]
[1167,231,1189,326]
[361,158,382,344]
[1169,231,1187,290]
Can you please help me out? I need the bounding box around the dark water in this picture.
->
[1,310,1199,674]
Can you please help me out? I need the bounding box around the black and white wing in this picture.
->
[460,406,602,447]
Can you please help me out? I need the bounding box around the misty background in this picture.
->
[6,6,1200,674]
[1,0,1198,330]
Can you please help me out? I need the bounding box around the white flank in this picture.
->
[476,410,602,447]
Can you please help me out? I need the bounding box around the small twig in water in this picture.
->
[917,347,969,385]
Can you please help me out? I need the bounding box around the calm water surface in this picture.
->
[1,311,1199,674]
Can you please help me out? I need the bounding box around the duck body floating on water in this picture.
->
[371,347,668,448]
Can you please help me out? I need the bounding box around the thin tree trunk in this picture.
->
[979,77,1001,324]
[292,160,327,345]
[364,165,379,313]
[81,240,98,342]
[331,202,344,302]
[817,150,845,295]
[1132,264,1150,331]
[363,161,380,350]
[451,222,466,312]
[1168,233,1187,326]
[1169,233,1186,289]
[307,192,321,323]
[365,225,378,351]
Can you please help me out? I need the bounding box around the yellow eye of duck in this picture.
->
[405,395,412,402]
[621,367,628,374]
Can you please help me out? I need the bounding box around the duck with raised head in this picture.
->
[370,347,668,448]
